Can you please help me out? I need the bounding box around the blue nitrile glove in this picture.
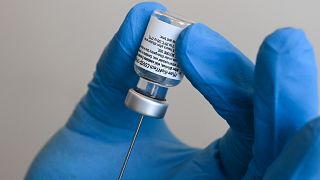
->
[26,2,319,180]
[176,24,319,179]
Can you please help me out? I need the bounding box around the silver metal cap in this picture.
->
[125,89,168,119]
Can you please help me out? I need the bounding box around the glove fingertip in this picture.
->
[116,2,167,56]
[260,27,312,54]
[126,2,167,19]
[176,23,219,84]
[176,23,216,58]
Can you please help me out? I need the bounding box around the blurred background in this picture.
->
[1,0,319,179]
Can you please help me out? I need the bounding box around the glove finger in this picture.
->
[95,2,166,94]
[176,23,255,179]
[264,117,320,179]
[176,23,254,135]
[245,28,319,179]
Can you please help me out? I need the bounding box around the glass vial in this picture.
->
[125,10,192,118]
[134,10,192,87]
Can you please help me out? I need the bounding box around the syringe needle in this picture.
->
[118,115,144,180]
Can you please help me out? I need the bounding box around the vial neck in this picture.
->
[134,78,168,100]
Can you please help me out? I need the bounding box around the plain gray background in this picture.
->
[1,0,320,179]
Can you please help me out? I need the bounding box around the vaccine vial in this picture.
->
[125,10,192,118]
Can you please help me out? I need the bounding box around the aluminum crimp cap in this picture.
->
[125,89,168,119]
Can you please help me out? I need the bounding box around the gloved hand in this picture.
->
[26,3,205,179]
[26,2,319,180]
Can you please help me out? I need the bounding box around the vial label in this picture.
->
[135,16,185,80]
